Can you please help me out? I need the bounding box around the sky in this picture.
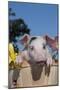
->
[8,2,58,37]
[8,2,58,50]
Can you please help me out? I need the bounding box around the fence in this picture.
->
[9,60,58,88]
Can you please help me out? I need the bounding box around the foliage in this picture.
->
[9,8,30,43]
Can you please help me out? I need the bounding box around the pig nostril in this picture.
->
[43,46,45,49]
[43,44,46,49]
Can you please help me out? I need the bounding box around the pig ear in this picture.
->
[43,35,49,44]
[20,34,30,45]
[43,35,47,41]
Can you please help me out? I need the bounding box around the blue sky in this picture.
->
[8,2,58,37]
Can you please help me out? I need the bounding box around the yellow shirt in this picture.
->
[9,43,17,63]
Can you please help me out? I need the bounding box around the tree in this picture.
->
[9,18,30,42]
[9,8,30,43]
[9,8,16,16]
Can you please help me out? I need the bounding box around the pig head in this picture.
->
[16,34,52,66]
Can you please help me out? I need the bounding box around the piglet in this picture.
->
[15,34,52,67]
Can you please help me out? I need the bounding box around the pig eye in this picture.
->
[43,44,46,49]
[29,46,34,50]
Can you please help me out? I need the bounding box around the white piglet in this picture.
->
[16,34,52,67]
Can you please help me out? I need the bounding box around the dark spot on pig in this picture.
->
[29,37,37,44]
